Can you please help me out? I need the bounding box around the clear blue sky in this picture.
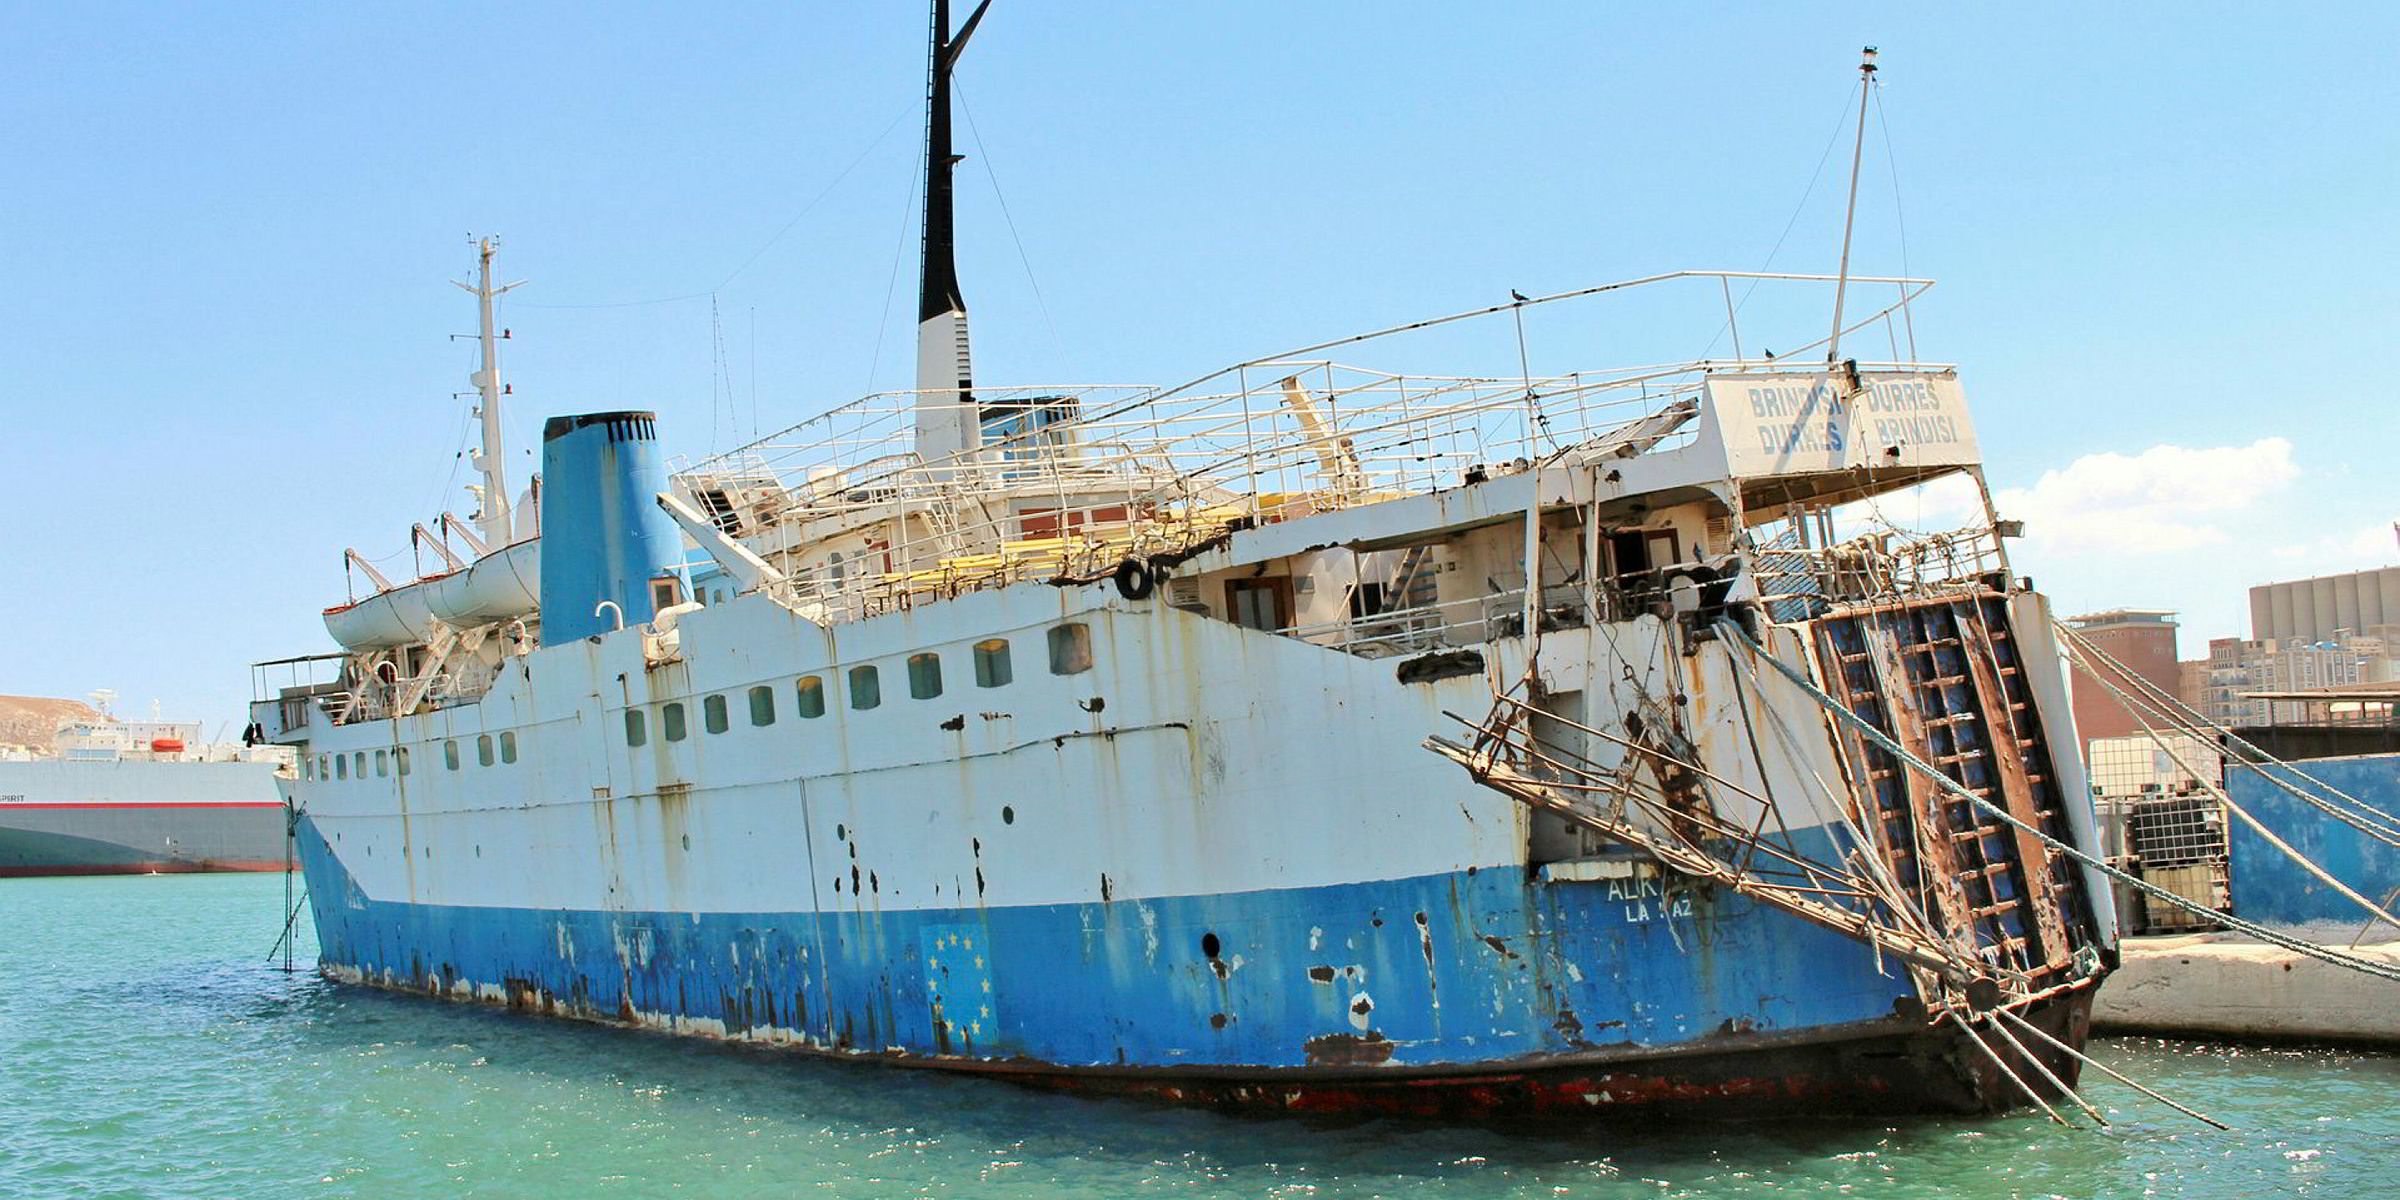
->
[3,3,2393,728]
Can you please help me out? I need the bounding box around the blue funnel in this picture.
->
[539,411,681,642]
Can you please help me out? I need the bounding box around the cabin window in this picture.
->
[1225,577,1294,632]
[499,732,518,764]
[1605,527,1683,614]
[444,741,459,771]
[849,665,882,710]
[795,676,825,719]
[317,754,328,779]
[704,694,730,735]
[301,757,314,780]
[908,653,944,700]
[663,702,688,743]
[1048,623,1093,675]
[748,685,776,726]
[477,735,494,767]
[973,639,1013,688]
[353,752,366,779]
[335,755,347,780]
[375,750,387,777]
[395,747,410,776]
[650,575,683,613]
[625,710,647,747]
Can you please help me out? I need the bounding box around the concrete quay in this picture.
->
[2093,932,2400,1044]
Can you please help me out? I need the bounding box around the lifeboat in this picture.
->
[322,577,443,650]
[148,737,185,753]
[426,537,541,625]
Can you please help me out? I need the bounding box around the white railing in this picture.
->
[665,270,1945,623]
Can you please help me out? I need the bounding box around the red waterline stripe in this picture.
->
[0,802,284,810]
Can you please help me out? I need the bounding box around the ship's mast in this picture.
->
[457,238,525,548]
[914,0,993,467]
[1826,46,1877,369]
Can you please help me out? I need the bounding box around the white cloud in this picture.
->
[1994,437,2298,555]
[2270,520,2400,567]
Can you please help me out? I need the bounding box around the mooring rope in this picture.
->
[2054,622,2400,845]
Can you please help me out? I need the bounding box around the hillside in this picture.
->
[0,694,105,752]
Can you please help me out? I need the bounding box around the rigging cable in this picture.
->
[865,146,928,394]
[1694,86,1860,363]
[957,80,1073,381]
[1871,82,1918,361]
[517,108,914,312]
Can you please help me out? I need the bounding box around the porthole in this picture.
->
[907,652,943,700]
[1048,623,1093,675]
[973,638,1013,688]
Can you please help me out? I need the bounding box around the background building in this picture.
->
[2183,567,2400,729]
[2064,609,2181,749]
[2250,566,2400,644]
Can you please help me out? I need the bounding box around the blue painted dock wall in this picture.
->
[2227,752,2400,930]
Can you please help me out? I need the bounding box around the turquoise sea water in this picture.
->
[3,873,2395,1199]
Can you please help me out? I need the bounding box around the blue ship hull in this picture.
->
[297,815,2086,1115]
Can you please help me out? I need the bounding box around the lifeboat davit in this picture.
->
[426,537,541,626]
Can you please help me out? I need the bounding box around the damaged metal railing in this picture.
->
[1426,689,1996,986]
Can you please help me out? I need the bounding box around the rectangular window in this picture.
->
[747,685,776,726]
[477,735,494,767]
[625,710,647,747]
[334,755,346,780]
[395,747,410,776]
[973,638,1013,688]
[1225,577,1294,632]
[1048,623,1094,675]
[703,694,730,734]
[444,740,459,771]
[848,665,881,710]
[663,702,688,742]
[795,676,825,719]
[499,731,518,764]
[908,652,943,700]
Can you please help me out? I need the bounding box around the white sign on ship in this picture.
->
[1702,371,1977,478]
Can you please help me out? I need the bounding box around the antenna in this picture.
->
[1826,46,1878,375]
[88,689,115,718]
[455,237,527,549]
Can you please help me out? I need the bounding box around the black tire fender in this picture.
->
[1113,557,1156,601]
